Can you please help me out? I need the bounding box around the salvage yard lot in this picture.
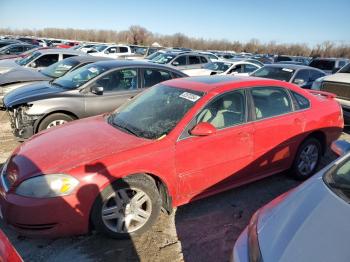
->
[0,110,348,262]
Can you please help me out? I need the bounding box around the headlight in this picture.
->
[16,174,79,198]
[248,210,263,262]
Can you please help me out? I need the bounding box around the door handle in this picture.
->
[294,118,303,125]
[238,132,250,141]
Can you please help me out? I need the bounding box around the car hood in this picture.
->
[0,67,50,86]
[3,82,65,107]
[0,59,19,73]
[257,173,350,262]
[323,73,350,84]
[7,115,153,183]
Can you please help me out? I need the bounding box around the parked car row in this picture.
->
[0,34,350,262]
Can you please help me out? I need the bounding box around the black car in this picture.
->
[3,60,188,139]
[250,64,326,89]
[0,43,36,58]
[0,39,22,48]
[309,58,349,75]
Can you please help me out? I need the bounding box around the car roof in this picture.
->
[34,48,85,55]
[262,63,321,70]
[161,75,290,93]
[86,59,187,74]
[2,43,35,48]
[67,55,113,63]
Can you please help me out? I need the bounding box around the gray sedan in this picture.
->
[3,60,187,139]
[250,64,326,89]
[0,55,112,102]
[232,140,350,262]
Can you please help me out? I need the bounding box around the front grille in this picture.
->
[321,81,350,100]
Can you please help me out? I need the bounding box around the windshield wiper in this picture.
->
[108,117,140,137]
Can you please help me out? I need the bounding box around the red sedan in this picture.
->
[0,76,343,238]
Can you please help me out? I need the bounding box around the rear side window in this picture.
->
[63,54,77,59]
[189,56,201,65]
[200,56,208,63]
[34,54,59,67]
[310,70,326,81]
[143,69,172,88]
[291,91,310,110]
[119,47,128,53]
[173,55,186,66]
[309,60,335,71]
[251,87,292,119]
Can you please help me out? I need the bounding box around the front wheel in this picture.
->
[38,113,74,132]
[91,175,162,238]
[292,137,322,180]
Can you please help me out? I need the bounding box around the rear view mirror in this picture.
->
[331,140,350,156]
[91,86,104,95]
[293,78,305,86]
[190,122,216,136]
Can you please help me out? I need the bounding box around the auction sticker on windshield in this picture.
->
[88,67,98,73]
[179,92,201,102]
[282,68,293,72]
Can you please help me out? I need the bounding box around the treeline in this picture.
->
[1,26,350,58]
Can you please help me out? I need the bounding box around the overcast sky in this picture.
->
[0,0,349,46]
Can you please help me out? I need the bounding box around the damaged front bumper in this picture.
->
[7,107,43,140]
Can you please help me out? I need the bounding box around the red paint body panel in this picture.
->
[0,230,22,262]
[0,77,343,237]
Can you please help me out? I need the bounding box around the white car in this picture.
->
[89,44,134,59]
[182,60,261,76]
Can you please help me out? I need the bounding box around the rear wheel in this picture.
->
[292,137,322,180]
[91,175,161,238]
[38,113,74,132]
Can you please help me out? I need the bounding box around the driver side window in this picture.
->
[196,90,246,129]
[94,69,138,92]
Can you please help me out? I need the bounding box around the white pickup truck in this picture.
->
[312,62,350,123]
[89,44,135,59]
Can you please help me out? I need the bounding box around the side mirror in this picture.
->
[5,50,10,54]
[30,62,37,68]
[105,50,109,54]
[331,140,350,156]
[172,61,179,66]
[91,86,104,95]
[293,78,305,86]
[190,122,216,136]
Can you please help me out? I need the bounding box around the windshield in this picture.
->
[251,66,295,82]
[203,62,232,72]
[109,85,203,139]
[93,45,107,52]
[16,51,41,66]
[52,63,108,89]
[150,53,176,64]
[339,63,350,73]
[309,59,335,71]
[41,58,80,78]
[324,156,350,201]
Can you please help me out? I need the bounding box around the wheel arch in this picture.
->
[304,130,327,155]
[35,110,79,133]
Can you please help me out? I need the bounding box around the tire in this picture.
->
[292,137,322,180]
[91,175,162,239]
[38,113,74,132]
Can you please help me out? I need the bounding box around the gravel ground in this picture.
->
[0,110,349,262]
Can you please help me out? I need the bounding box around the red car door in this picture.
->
[175,89,254,202]
[249,86,306,178]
